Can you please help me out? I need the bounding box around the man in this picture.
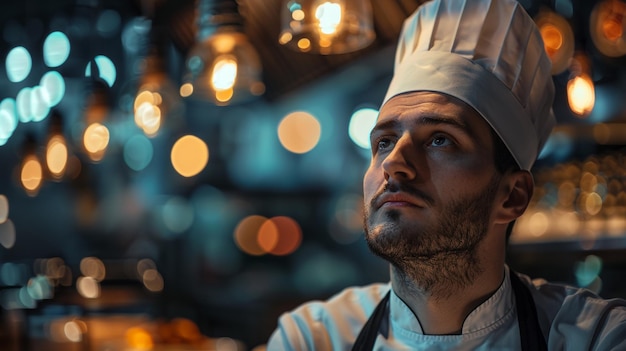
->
[267,0,626,349]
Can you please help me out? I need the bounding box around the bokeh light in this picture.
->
[43,31,70,68]
[170,135,209,177]
[46,134,68,179]
[535,9,574,74]
[134,90,162,137]
[0,98,18,142]
[6,46,32,83]
[63,321,83,342]
[123,134,153,171]
[234,215,268,256]
[278,111,321,154]
[0,219,16,249]
[96,9,121,37]
[30,85,51,122]
[27,275,53,300]
[80,257,106,282]
[76,276,100,299]
[85,55,117,87]
[83,122,110,161]
[142,268,164,292]
[40,71,66,107]
[162,196,194,234]
[20,154,43,196]
[348,107,378,149]
[567,74,595,116]
[0,195,8,223]
[528,211,549,237]
[180,82,193,97]
[258,216,302,255]
[126,326,154,350]
[16,87,33,123]
[575,255,603,287]
[0,262,28,286]
[590,0,626,57]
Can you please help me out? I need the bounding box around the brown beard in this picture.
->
[363,175,500,299]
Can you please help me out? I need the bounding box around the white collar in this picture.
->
[388,266,515,337]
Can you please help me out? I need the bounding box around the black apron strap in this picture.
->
[509,271,548,351]
[351,291,390,351]
[351,272,548,351]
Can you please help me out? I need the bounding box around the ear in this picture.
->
[494,170,533,224]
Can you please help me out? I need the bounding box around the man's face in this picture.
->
[363,91,501,266]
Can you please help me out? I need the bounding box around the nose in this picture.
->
[381,133,419,182]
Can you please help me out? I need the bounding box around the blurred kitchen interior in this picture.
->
[2,0,626,350]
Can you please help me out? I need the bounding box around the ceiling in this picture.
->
[154,0,426,100]
[1,0,426,92]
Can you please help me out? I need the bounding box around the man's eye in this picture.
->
[430,135,452,147]
[377,138,392,151]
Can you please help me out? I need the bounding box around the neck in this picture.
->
[390,238,505,335]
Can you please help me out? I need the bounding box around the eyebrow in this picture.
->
[370,114,472,137]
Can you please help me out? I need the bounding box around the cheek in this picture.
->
[363,166,382,201]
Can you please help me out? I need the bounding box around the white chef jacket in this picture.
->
[267,266,626,350]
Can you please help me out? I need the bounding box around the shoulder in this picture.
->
[515,272,626,350]
[267,283,390,351]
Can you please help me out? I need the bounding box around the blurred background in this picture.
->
[1,0,626,350]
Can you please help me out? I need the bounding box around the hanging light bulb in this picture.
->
[590,0,626,57]
[19,134,43,196]
[82,81,111,162]
[567,53,595,117]
[534,8,575,75]
[45,110,69,180]
[134,19,181,137]
[279,0,375,54]
[185,0,264,106]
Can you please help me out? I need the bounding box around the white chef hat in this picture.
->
[382,0,556,170]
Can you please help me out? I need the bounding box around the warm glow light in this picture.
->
[602,15,623,41]
[134,90,163,137]
[590,0,626,57]
[126,327,154,350]
[535,9,574,74]
[292,9,305,21]
[234,215,268,256]
[585,192,603,216]
[83,122,110,158]
[215,88,234,103]
[170,135,209,177]
[142,269,164,292]
[567,74,595,116]
[64,321,83,342]
[258,216,303,255]
[528,212,549,237]
[46,134,68,179]
[20,155,43,195]
[541,24,563,56]
[315,1,342,35]
[180,83,193,97]
[297,38,311,51]
[76,276,100,299]
[80,257,106,282]
[279,0,374,54]
[278,111,321,154]
[211,56,237,92]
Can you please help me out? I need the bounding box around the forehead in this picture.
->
[378,91,489,130]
